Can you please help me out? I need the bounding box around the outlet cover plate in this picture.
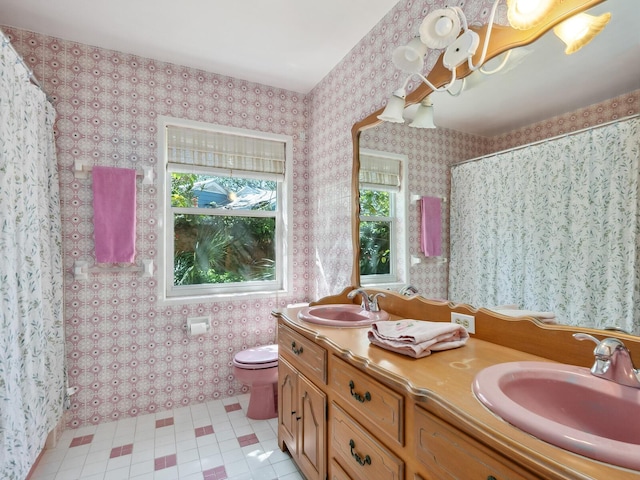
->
[451,312,475,334]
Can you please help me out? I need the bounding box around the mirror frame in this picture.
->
[350,0,607,286]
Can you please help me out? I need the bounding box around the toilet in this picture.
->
[232,344,279,420]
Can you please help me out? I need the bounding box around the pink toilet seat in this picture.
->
[233,344,278,369]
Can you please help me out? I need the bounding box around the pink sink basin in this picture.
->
[473,361,640,471]
[297,304,389,327]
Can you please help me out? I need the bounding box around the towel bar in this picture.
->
[411,255,448,266]
[74,160,153,185]
[410,194,447,203]
[73,259,153,280]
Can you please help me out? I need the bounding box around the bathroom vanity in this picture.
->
[273,288,640,480]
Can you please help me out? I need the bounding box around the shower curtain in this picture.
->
[449,117,640,334]
[0,39,65,479]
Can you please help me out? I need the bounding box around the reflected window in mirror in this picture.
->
[358,149,409,288]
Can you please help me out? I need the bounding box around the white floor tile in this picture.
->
[80,458,108,477]
[199,452,224,471]
[32,397,302,479]
[106,454,132,471]
[224,458,251,477]
[151,465,178,480]
[128,459,154,477]
[176,447,199,464]
[176,458,201,477]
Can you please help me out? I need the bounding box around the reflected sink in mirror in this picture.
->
[297,304,389,327]
[473,361,640,470]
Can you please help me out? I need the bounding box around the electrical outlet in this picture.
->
[451,312,475,334]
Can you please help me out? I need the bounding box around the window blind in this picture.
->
[359,152,401,191]
[166,125,286,178]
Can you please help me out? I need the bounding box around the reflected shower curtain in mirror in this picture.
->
[449,117,640,334]
[0,39,64,478]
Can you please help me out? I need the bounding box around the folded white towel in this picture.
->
[490,308,557,324]
[368,320,469,358]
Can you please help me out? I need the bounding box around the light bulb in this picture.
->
[554,12,611,54]
[507,0,554,30]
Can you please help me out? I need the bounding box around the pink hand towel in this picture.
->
[420,196,442,256]
[368,320,468,358]
[92,166,137,263]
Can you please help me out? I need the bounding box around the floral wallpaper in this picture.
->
[3,26,312,429]
[3,0,639,430]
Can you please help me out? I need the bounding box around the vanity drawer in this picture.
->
[414,406,535,480]
[278,324,327,384]
[330,458,352,480]
[330,355,404,445]
[330,403,404,480]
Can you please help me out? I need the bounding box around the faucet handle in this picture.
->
[573,332,600,345]
[573,333,625,358]
[369,293,386,312]
[573,333,640,388]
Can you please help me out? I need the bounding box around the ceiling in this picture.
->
[0,0,399,94]
[2,0,638,136]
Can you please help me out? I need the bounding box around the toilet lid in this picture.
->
[233,344,278,369]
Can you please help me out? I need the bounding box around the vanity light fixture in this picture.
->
[553,12,611,54]
[507,0,555,30]
[377,88,407,123]
[378,0,503,123]
[409,97,436,129]
[392,37,429,73]
[378,0,607,127]
[419,8,464,49]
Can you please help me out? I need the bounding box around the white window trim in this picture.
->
[359,149,409,290]
[157,116,293,304]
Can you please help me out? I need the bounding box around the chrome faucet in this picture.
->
[347,289,385,312]
[573,333,640,389]
[398,284,419,297]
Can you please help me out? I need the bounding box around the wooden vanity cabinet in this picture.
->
[278,325,327,480]
[275,299,640,480]
[414,406,535,480]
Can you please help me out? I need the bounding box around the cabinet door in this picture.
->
[278,357,298,456]
[298,373,327,480]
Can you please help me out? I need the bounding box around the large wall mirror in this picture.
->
[351,0,640,333]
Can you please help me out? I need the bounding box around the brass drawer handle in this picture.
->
[291,341,303,355]
[349,380,371,403]
[349,439,371,466]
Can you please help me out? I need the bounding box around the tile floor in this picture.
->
[31,394,303,480]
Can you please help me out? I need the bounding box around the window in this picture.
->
[159,118,292,300]
[359,150,407,286]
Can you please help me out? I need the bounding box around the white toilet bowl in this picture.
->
[232,344,279,420]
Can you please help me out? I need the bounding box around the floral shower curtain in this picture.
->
[0,39,64,479]
[449,117,640,334]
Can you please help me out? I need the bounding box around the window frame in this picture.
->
[158,116,293,303]
[359,149,409,289]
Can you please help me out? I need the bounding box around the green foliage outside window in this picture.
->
[171,173,276,286]
[359,189,390,216]
[359,189,391,275]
